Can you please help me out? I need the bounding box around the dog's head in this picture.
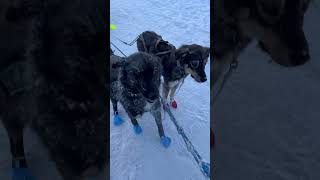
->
[120,53,162,103]
[155,40,175,53]
[238,0,310,66]
[176,44,210,83]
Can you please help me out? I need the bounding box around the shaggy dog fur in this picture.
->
[137,31,175,54]
[110,52,168,139]
[136,31,210,103]
[161,44,210,102]
[0,0,107,179]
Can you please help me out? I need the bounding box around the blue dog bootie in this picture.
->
[12,167,35,180]
[160,136,171,148]
[133,124,143,134]
[113,114,124,126]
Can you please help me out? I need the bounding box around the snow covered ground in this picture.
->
[213,3,320,180]
[110,0,210,180]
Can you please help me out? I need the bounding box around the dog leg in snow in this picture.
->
[151,104,171,148]
[169,83,179,109]
[161,83,171,110]
[1,117,35,180]
[130,118,142,134]
[111,99,123,126]
[162,82,170,102]
[113,113,123,126]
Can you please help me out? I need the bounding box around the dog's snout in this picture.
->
[291,49,310,66]
[200,76,207,82]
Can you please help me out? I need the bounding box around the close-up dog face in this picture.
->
[239,0,310,67]
[178,45,210,83]
[121,54,162,102]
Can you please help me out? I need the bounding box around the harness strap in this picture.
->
[154,39,161,51]
[140,33,148,52]
[111,34,140,46]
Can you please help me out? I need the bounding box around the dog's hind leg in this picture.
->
[151,102,171,148]
[111,98,123,126]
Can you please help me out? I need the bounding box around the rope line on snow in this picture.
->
[110,41,127,57]
[111,34,141,46]
[160,97,211,179]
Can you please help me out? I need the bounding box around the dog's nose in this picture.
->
[291,49,310,66]
[200,77,207,82]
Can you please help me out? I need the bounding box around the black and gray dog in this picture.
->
[110,52,172,148]
[1,0,107,179]
[137,31,210,108]
[212,0,311,87]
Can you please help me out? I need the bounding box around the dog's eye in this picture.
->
[190,60,200,68]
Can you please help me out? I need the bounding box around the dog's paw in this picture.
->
[12,168,35,180]
[133,125,143,134]
[160,136,171,148]
[113,114,124,126]
[171,100,177,109]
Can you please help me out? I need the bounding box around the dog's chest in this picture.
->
[144,101,155,111]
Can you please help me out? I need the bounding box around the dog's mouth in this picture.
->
[191,74,207,83]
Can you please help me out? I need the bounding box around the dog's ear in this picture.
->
[203,47,210,59]
[175,46,190,61]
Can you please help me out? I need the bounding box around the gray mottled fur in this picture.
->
[110,52,166,138]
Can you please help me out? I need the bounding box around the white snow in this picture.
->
[110,0,210,180]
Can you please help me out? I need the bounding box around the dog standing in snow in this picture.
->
[110,52,172,148]
[137,31,210,108]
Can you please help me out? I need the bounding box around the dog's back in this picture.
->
[137,31,162,53]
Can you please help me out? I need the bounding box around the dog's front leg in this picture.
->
[126,110,143,135]
[2,116,34,179]
[168,83,179,109]
[111,98,124,126]
[162,82,170,100]
[152,109,164,137]
[162,82,170,109]
[151,101,171,148]
[169,83,179,102]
